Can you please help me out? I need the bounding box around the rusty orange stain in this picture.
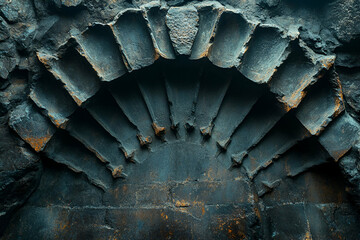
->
[152,122,166,137]
[90,150,107,163]
[304,231,312,240]
[160,212,168,220]
[112,166,123,178]
[205,167,216,181]
[192,200,206,216]
[154,50,160,61]
[216,217,246,240]
[37,52,51,66]
[320,57,335,70]
[111,187,120,199]
[50,117,68,129]
[282,73,311,110]
[175,200,191,207]
[24,133,53,152]
[253,206,261,220]
[333,75,345,118]
[68,91,83,106]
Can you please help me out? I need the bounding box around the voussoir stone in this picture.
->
[166,6,199,55]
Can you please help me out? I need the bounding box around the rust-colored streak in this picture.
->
[112,166,124,178]
[137,134,152,147]
[160,212,168,220]
[175,200,191,207]
[152,122,166,137]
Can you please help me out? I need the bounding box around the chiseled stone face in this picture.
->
[1,0,360,239]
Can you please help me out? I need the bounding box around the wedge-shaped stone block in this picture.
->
[212,76,263,147]
[242,115,310,178]
[227,95,286,161]
[111,10,156,71]
[166,6,199,55]
[296,73,344,135]
[238,25,290,84]
[269,41,335,110]
[37,48,100,106]
[9,102,56,152]
[143,5,175,59]
[283,139,329,177]
[74,24,127,82]
[86,91,142,162]
[208,11,256,68]
[194,66,231,138]
[30,75,77,128]
[163,60,202,138]
[253,138,330,196]
[43,133,113,190]
[190,2,223,59]
[66,110,128,178]
[319,113,360,161]
[110,76,154,146]
[137,66,173,140]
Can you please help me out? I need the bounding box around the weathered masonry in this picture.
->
[1,0,360,239]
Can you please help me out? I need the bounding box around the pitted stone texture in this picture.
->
[166,6,199,55]
[325,0,360,43]
[0,0,35,23]
[238,25,290,84]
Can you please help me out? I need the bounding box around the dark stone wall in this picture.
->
[0,0,360,239]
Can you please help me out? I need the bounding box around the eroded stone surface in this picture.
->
[166,6,199,55]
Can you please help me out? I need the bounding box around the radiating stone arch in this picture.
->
[5,2,360,239]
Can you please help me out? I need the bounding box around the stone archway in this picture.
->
[2,1,360,239]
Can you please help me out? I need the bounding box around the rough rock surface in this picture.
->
[166,6,199,55]
[339,142,360,208]
[0,123,42,235]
